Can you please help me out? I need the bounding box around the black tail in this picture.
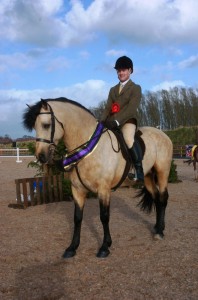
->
[136,187,157,213]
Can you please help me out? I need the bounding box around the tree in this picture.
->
[90,100,107,119]
[89,87,198,130]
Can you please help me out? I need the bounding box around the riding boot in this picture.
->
[128,140,144,182]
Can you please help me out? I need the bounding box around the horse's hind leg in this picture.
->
[96,190,112,258]
[138,172,168,239]
[62,188,86,258]
[154,170,169,239]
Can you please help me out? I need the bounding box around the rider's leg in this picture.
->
[128,140,144,181]
[122,123,144,182]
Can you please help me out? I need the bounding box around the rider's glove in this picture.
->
[103,120,119,130]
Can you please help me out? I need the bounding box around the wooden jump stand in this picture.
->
[13,174,63,209]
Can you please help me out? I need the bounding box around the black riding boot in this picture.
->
[128,140,144,182]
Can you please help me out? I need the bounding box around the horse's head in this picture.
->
[23,99,64,165]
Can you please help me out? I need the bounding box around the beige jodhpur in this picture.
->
[121,123,136,149]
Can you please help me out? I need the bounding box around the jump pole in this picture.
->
[16,148,22,163]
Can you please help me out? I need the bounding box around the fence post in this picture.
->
[16,148,22,163]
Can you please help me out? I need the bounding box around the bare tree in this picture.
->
[90,100,107,120]
[89,87,198,130]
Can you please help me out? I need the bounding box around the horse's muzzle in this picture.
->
[37,144,56,165]
[37,152,48,164]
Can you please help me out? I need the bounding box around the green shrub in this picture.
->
[27,160,45,177]
[62,178,72,200]
[168,160,180,183]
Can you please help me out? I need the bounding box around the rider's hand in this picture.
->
[103,120,119,130]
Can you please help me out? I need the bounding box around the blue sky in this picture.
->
[0,0,198,139]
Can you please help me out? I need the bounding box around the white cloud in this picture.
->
[0,0,198,47]
[178,55,198,69]
[0,79,109,136]
[68,79,108,107]
[166,47,183,56]
[105,49,126,57]
[0,0,65,46]
[0,53,34,72]
[46,56,70,72]
[37,0,64,15]
[63,0,198,46]
[151,80,186,92]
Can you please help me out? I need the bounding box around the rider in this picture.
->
[101,55,144,182]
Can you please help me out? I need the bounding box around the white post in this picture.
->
[16,148,22,163]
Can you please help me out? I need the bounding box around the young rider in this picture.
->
[101,56,144,182]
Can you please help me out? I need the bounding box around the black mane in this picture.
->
[23,100,43,131]
[23,97,94,131]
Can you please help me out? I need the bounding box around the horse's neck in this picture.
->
[59,104,97,150]
[66,120,96,150]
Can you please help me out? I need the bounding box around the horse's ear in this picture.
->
[26,104,31,109]
[41,99,48,110]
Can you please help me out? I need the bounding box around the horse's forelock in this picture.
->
[22,101,43,131]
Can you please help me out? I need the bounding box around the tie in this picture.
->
[119,83,124,94]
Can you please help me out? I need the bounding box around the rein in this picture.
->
[36,103,64,145]
[107,130,121,153]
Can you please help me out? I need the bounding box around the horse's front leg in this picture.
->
[97,198,112,258]
[62,202,84,258]
[62,188,86,258]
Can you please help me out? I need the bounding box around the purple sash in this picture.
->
[63,122,104,169]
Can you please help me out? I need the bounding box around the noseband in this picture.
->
[36,102,64,145]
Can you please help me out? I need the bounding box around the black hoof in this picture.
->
[96,249,110,258]
[62,249,76,258]
[153,226,164,238]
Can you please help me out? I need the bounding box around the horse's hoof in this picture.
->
[62,249,76,258]
[96,249,110,258]
[154,233,164,240]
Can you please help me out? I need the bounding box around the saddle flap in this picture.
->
[111,128,145,161]
[111,129,131,162]
[135,130,146,158]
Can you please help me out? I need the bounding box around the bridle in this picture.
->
[36,102,64,146]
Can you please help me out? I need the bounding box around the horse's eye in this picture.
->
[43,124,50,130]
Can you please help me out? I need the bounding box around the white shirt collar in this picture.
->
[120,78,130,86]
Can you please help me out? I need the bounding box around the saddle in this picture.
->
[111,128,145,162]
[110,128,145,190]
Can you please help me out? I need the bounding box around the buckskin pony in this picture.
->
[23,98,173,258]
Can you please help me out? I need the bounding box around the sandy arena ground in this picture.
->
[0,157,197,300]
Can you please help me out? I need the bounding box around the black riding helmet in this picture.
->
[114,56,133,73]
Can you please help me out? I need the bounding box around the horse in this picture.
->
[23,97,173,258]
[184,145,198,181]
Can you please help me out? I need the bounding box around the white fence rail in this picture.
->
[0,148,34,162]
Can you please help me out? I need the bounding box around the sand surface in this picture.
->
[0,157,197,299]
